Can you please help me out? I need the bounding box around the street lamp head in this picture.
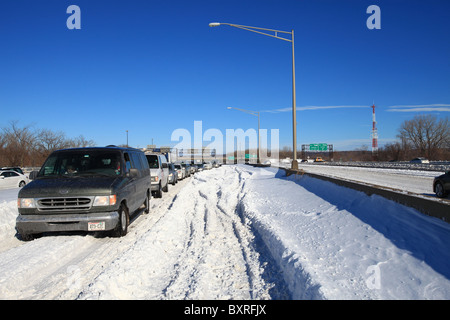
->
[209,22,221,27]
[227,107,232,109]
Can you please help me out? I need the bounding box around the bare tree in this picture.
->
[398,115,449,159]
[67,135,96,148]
[36,129,68,152]
[1,121,97,167]
[1,121,36,166]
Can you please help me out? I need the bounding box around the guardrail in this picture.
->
[279,167,450,224]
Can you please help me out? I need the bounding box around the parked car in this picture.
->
[16,146,151,240]
[145,153,169,198]
[203,161,213,170]
[190,163,197,175]
[168,163,178,185]
[0,170,29,189]
[314,157,324,162]
[410,157,430,164]
[181,163,191,177]
[1,167,24,175]
[174,163,185,180]
[196,163,204,172]
[433,171,450,198]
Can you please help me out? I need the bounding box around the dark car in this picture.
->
[16,146,151,240]
[433,171,450,198]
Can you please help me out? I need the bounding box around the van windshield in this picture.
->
[146,155,159,169]
[39,150,122,177]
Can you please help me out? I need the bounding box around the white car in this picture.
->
[145,153,169,198]
[174,164,185,180]
[0,170,29,189]
[203,162,213,170]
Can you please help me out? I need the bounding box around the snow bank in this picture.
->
[239,165,450,299]
[0,188,20,242]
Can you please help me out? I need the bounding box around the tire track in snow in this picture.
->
[161,168,272,299]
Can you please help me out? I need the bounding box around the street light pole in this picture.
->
[291,29,298,169]
[227,107,260,164]
[210,22,298,169]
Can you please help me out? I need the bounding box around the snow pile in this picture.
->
[0,189,20,245]
[240,166,450,299]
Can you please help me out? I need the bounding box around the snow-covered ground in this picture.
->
[0,164,449,299]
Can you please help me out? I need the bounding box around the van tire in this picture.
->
[155,183,162,198]
[112,204,129,237]
[162,181,169,192]
[144,191,150,214]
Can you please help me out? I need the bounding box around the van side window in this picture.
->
[140,154,149,169]
[130,152,143,170]
[124,153,132,172]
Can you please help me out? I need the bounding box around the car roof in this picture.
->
[0,170,20,174]
[52,146,142,153]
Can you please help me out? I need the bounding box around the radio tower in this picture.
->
[371,103,378,157]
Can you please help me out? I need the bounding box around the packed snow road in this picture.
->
[1,164,450,300]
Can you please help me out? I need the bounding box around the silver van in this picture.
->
[145,153,169,198]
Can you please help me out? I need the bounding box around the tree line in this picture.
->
[282,114,450,161]
[0,121,95,167]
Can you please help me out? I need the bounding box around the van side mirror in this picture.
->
[129,168,139,178]
[29,170,39,180]
[162,163,168,169]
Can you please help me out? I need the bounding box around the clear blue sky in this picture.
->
[1,0,449,151]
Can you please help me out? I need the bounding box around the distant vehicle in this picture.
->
[0,170,29,189]
[196,163,204,171]
[168,163,178,185]
[181,163,191,177]
[433,171,450,198]
[174,164,185,180]
[314,157,324,162]
[190,163,197,174]
[1,167,24,175]
[145,153,169,198]
[203,161,213,170]
[410,157,430,164]
[16,146,151,240]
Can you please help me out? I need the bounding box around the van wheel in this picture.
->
[112,204,129,237]
[163,181,169,192]
[144,191,150,214]
[155,183,162,198]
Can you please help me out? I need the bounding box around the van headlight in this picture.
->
[18,198,36,208]
[93,195,117,206]
[151,176,158,182]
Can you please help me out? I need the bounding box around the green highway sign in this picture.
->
[309,143,328,151]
